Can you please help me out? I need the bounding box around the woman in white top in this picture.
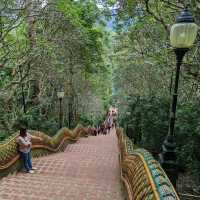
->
[17,128,42,173]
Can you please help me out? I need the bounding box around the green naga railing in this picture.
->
[0,125,89,178]
[0,124,181,200]
[116,127,180,200]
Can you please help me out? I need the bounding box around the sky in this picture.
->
[96,1,120,30]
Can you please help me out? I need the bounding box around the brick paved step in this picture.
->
[0,129,125,200]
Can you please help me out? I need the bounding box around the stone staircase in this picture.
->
[0,129,125,200]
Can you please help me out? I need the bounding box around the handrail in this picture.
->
[0,125,89,177]
[116,127,180,200]
[0,136,72,170]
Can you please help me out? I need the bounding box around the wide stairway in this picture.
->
[0,129,125,200]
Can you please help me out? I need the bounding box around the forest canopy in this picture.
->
[1,0,200,194]
[0,0,114,137]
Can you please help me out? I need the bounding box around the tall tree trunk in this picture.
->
[26,0,40,105]
[26,0,36,48]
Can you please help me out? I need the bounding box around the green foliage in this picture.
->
[0,132,7,142]
[120,95,200,183]
[0,0,112,141]
[176,100,200,182]
[78,114,94,126]
[112,0,200,189]
[121,95,169,150]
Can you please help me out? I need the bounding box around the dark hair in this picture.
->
[20,128,27,137]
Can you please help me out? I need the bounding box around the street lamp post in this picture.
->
[57,87,65,129]
[68,98,72,129]
[159,8,198,187]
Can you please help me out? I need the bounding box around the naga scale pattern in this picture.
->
[116,128,180,200]
[0,125,89,178]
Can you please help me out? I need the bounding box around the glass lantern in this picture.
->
[57,91,64,99]
[170,9,198,49]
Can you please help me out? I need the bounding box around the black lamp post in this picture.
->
[159,9,198,188]
[57,86,65,129]
[68,97,72,129]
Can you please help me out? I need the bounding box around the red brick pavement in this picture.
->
[0,128,125,200]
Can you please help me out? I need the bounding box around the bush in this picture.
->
[121,95,169,150]
[121,95,200,185]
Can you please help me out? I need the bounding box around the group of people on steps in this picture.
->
[90,106,118,136]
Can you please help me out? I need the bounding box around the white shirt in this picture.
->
[17,133,32,153]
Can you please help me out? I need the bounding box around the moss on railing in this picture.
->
[0,125,89,178]
[116,127,180,200]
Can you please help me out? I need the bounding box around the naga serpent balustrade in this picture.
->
[116,128,180,200]
[0,125,89,177]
